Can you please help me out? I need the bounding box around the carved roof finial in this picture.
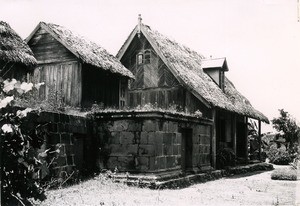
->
[137,14,142,38]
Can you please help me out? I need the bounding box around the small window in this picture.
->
[144,50,151,64]
[137,53,143,65]
[137,50,152,65]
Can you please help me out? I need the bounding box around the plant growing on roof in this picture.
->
[0,79,50,206]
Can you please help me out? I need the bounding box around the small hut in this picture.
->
[0,21,36,80]
[26,22,134,108]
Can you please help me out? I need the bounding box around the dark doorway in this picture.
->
[181,128,193,172]
[236,122,247,159]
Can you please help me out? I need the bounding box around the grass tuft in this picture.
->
[271,167,297,181]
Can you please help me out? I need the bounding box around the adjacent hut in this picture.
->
[0,21,36,80]
[117,16,269,169]
[26,22,134,108]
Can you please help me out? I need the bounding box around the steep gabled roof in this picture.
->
[117,23,269,123]
[26,22,134,78]
[0,21,36,66]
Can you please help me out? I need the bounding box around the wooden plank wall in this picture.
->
[31,61,82,107]
[28,27,77,64]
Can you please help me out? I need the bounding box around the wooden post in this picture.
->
[258,120,262,162]
[211,109,217,168]
[245,117,249,163]
[232,114,237,161]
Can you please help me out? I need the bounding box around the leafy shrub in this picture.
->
[271,168,297,181]
[266,145,292,165]
[216,148,235,169]
[0,79,49,205]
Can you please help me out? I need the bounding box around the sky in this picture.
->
[1,0,300,132]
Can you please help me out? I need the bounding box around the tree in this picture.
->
[271,109,300,153]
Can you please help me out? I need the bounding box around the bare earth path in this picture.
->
[38,166,299,206]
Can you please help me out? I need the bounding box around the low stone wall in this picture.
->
[25,110,213,178]
[27,111,89,177]
[93,111,213,174]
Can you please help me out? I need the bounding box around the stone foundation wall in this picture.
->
[27,111,89,177]
[94,112,213,173]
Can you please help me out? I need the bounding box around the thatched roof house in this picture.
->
[26,22,133,107]
[117,22,268,123]
[117,17,269,167]
[26,22,133,78]
[0,21,36,79]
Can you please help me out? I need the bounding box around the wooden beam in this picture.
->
[232,113,237,160]
[258,120,262,162]
[211,109,217,168]
[245,117,249,163]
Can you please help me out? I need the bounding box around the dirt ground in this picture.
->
[36,165,300,206]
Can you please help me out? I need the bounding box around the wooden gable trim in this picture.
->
[26,22,80,61]
[140,25,211,109]
[116,26,139,60]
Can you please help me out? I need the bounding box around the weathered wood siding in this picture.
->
[28,28,77,64]
[81,64,120,108]
[31,62,82,107]
[121,33,211,118]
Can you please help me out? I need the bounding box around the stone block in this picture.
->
[137,156,149,168]
[173,145,179,155]
[111,120,129,131]
[61,133,71,144]
[120,132,134,144]
[161,121,169,131]
[148,132,156,144]
[110,132,121,144]
[142,120,158,132]
[127,121,142,132]
[166,156,176,168]
[155,144,163,156]
[109,144,123,155]
[107,157,118,170]
[163,144,173,155]
[139,145,155,156]
[153,132,164,145]
[149,157,157,171]
[168,121,178,132]
[126,144,138,156]
[163,133,173,145]
[140,132,148,144]
[157,157,166,169]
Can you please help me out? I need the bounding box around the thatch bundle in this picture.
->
[0,21,36,66]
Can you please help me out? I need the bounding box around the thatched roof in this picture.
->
[26,22,134,78]
[117,23,269,123]
[0,21,36,66]
[224,78,269,122]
